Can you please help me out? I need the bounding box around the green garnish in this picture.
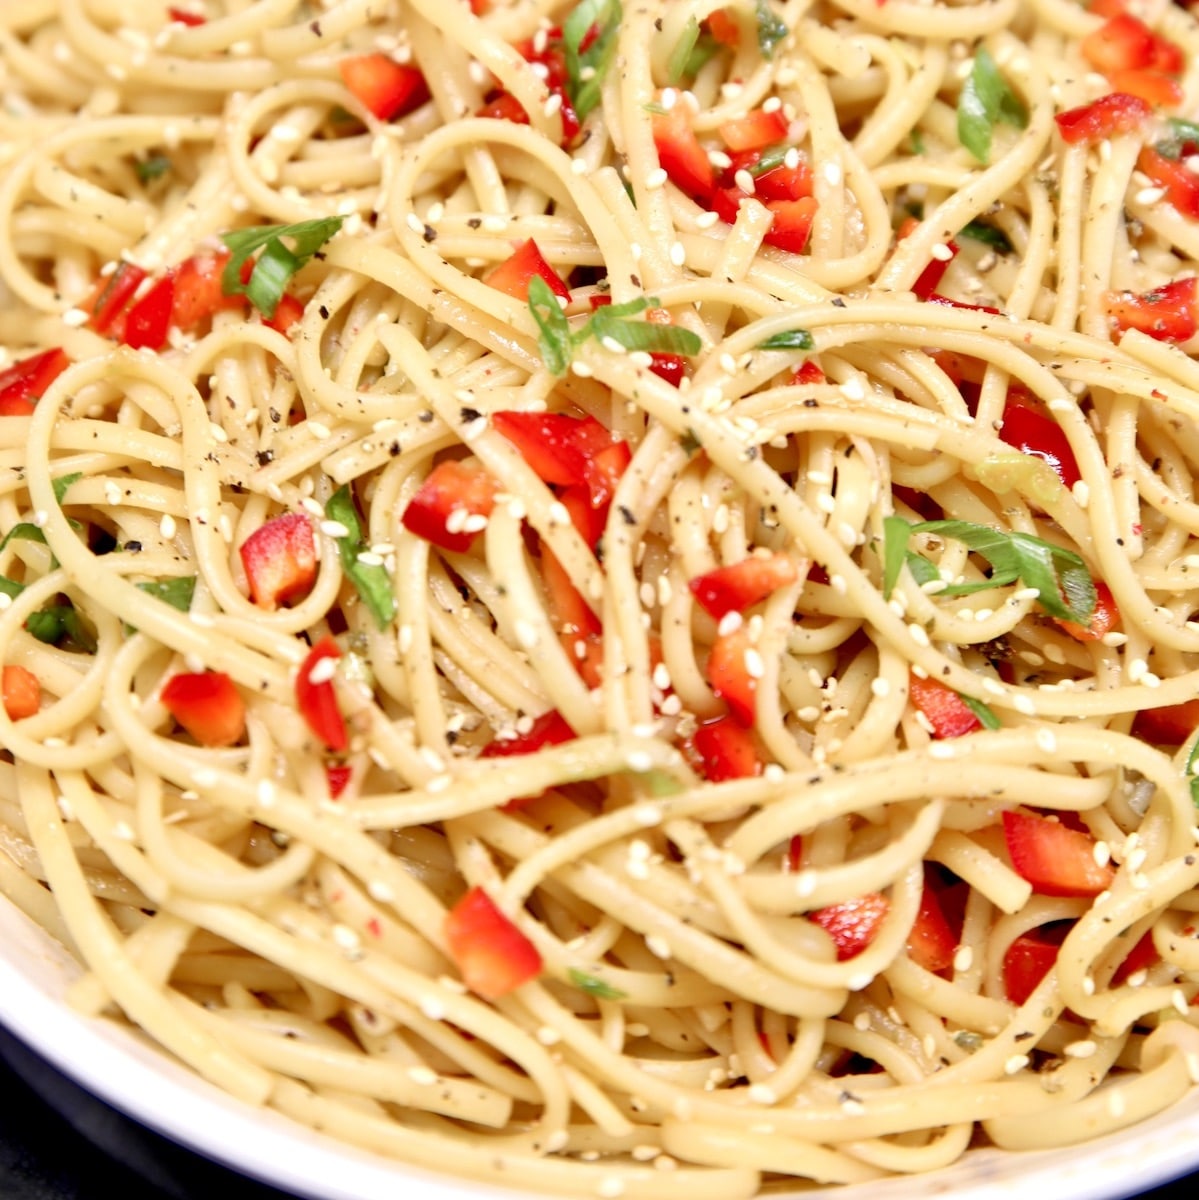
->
[325,485,396,629]
[53,472,81,507]
[956,48,1027,164]
[25,603,96,652]
[136,576,197,612]
[563,0,621,121]
[757,328,814,351]
[754,0,788,58]
[1186,735,1199,809]
[135,155,172,184]
[568,968,628,1000]
[221,216,345,319]
[527,280,702,376]
[882,515,1095,625]
[960,693,1001,730]
[1156,118,1199,160]
[0,524,46,553]
[668,15,702,83]
[907,129,926,156]
[958,220,1012,253]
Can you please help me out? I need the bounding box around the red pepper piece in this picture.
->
[326,763,353,798]
[792,359,825,384]
[1002,809,1116,898]
[762,196,818,253]
[1111,928,1160,985]
[649,352,686,386]
[239,512,317,610]
[1003,924,1070,1004]
[1054,91,1151,143]
[480,709,577,809]
[85,261,147,338]
[295,636,348,752]
[1137,146,1199,220]
[706,9,741,46]
[652,103,715,200]
[265,292,304,335]
[706,625,760,726]
[0,348,70,416]
[1105,67,1183,108]
[1104,277,1198,343]
[477,90,530,124]
[339,55,430,121]
[167,6,206,24]
[688,715,763,782]
[400,459,498,552]
[809,893,889,961]
[719,108,789,154]
[444,886,542,999]
[171,250,248,332]
[998,388,1081,489]
[123,273,176,351]
[1,665,40,720]
[689,553,798,620]
[485,238,571,302]
[1132,697,1199,744]
[160,671,246,747]
[1081,13,1184,77]
[1055,578,1119,643]
[906,877,958,973]
[908,672,981,739]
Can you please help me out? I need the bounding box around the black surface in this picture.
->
[0,1018,1198,1200]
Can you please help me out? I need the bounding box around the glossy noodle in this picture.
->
[3,0,1199,1195]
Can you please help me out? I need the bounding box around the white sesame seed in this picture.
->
[930,242,954,262]
[1004,1054,1029,1075]
[953,945,973,972]
[1064,1039,1097,1058]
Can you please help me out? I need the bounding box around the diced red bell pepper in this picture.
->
[1132,697,1199,744]
[908,672,981,739]
[478,90,530,124]
[688,714,763,782]
[649,352,686,386]
[896,217,959,301]
[401,458,498,552]
[706,9,741,46]
[652,103,715,200]
[85,261,146,338]
[1054,91,1151,143]
[1104,277,1198,343]
[706,625,760,727]
[239,512,317,609]
[171,249,247,332]
[1106,67,1183,108]
[0,348,69,417]
[998,388,1081,489]
[167,6,206,24]
[926,293,1003,315]
[326,763,353,798]
[485,238,571,302]
[1,665,40,720]
[1082,13,1184,77]
[906,877,958,973]
[722,149,813,203]
[542,547,603,639]
[492,411,629,509]
[1138,146,1199,221]
[265,292,305,335]
[295,636,348,752]
[809,893,889,961]
[123,272,176,351]
[160,671,246,747]
[1003,923,1070,1004]
[1055,578,1119,642]
[792,359,825,384]
[339,55,430,121]
[689,553,798,620]
[1111,928,1160,985]
[444,885,542,998]
[719,109,789,154]
[763,196,818,254]
[481,708,576,759]
[1002,809,1115,898]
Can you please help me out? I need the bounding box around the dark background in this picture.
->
[0,1020,1193,1200]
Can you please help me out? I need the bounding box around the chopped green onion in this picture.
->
[136,576,197,612]
[568,968,628,1000]
[668,16,702,84]
[957,47,1027,164]
[221,216,345,319]
[960,693,1001,730]
[754,0,788,58]
[326,485,396,629]
[0,524,47,553]
[135,155,173,184]
[26,603,96,652]
[563,0,621,120]
[1157,118,1199,160]
[757,328,814,351]
[53,472,81,507]
[958,220,1012,253]
[527,275,574,376]
[1186,735,1199,808]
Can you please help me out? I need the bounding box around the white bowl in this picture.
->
[0,891,1193,1200]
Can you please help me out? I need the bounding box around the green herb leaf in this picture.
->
[590,309,702,357]
[0,524,47,553]
[747,145,790,177]
[882,516,913,599]
[135,155,172,184]
[958,220,1012,253]
[680,428,702,456]
[26,603,96,652]
[53,472,81,507]
[906,129,926,156]
[326,485,396,629]
[0,576,24,600]
[568,967,628,1000]
[527,275,574,376]
[221,217,345,319]
[136,576,197,612]
[563,0,621,120]
[960,693,1001,730]
[1186,735,1199,808]
[754,0,788,58]
[668,15,701,84]
[957,48,1027,164]
[684,31,720,78]
[1156,118,1199,160]
[757,328,814,351]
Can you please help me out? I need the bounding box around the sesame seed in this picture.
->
[645,166,668,190]
[1035,728,1057,753]
[1005,1054,1030,1074]
[907,623,930,647]
[930,242,954,262]
[953,945,973,972]
[308,656,338,685]
[159,514,177,539]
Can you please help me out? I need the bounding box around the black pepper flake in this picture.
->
[318,305,330,319]
[389,441,401,456]
[1014,1031,1034,1042]
[467,217,481,229]
[838,1089,861,1104]
[630,274,641,288]
[309,19,322,34]
[460,406,482,423]
[268,407,282,423]
[803,398,819,408]
[618,505,635,525]
[419,409,434,423]
[831,297,846,308]
[256,449,275,466]
[124,540,142,552]
[422,224,437,243]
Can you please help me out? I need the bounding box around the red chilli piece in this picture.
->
[907,671,981,740]
[1104,277,1199,343]
[762,196,818,254]
[1081,13,1184,78]
[485,238,571,302]
[160,671,246,747]
[0,348,70,417]
[265,292,305,335]
[400,459,498,553]
[1054,91,1151,143]
[1002,809,1116,898]
[480,708,577,810]
[444,886,543,999]
[339,55,430,121]
[809,893,890,961]
[689,553,799,621]
[295,636,348,752]
[239,512,318,610]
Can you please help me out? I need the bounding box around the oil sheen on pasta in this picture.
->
[2,0,1199,1195]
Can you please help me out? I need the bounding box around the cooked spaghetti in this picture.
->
[3,0,1199,1194]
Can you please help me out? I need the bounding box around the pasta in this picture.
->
[6,0,1199,1193]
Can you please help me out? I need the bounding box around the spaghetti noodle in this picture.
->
[3,0,1199,1194]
